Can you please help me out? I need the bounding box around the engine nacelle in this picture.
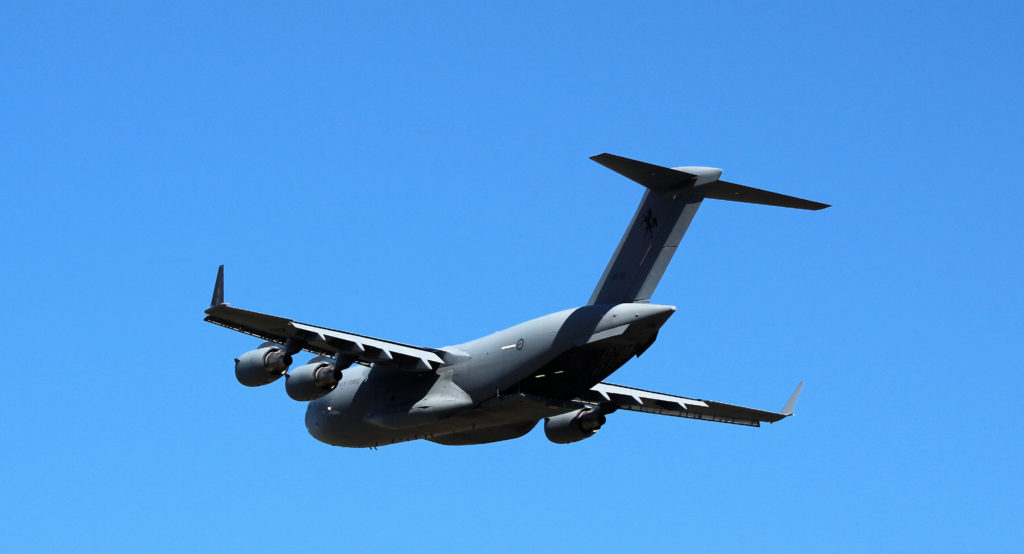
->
[544,408,607,444]
[285,361,341,401]
[235,346,291,387]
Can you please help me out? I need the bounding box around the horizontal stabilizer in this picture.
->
[703,181,830,210]
[590,153,699,193]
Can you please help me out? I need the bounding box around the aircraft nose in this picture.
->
[304,401,330,440]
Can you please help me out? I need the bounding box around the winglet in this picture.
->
[780,381,804,416]
[210,265,225,308]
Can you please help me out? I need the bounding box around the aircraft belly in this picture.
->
[419,392,570,445]
[307,387,569,448]
[426,420,538,445]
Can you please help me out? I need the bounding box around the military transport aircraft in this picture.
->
[205,153,828,448]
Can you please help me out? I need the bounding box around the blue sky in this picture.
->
[2,2,1021,552]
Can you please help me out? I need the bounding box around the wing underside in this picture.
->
[576,381,802,427]
[203,267,445,371]
[205,304,446,370]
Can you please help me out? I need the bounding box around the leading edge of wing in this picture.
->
[578,382,803,427]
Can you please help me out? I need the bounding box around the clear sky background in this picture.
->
[2,2,1022,552]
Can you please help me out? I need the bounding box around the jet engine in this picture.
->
[285,359,341,401]
[234,345,291,387]
[544,407,607,444]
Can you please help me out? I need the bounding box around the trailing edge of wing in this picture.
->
[577,382,799,427]
[203,266,445,371]
[205,304,446,371]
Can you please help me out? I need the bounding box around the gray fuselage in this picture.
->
[305,302,675,447]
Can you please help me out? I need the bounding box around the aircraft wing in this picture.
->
[204,266,445,371]
[576,381,803,427]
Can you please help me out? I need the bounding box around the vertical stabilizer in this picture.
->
[587,154,715,305]
[587,153,828,306]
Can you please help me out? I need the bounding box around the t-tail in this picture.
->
[588,153,829,306]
